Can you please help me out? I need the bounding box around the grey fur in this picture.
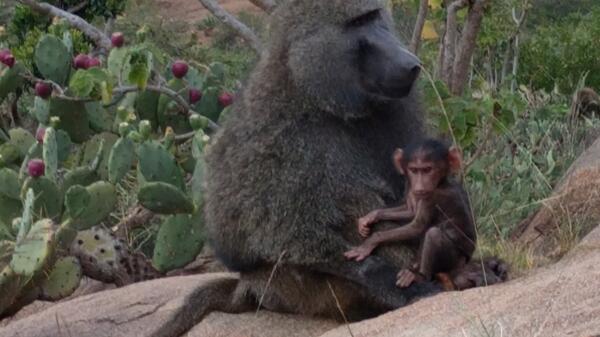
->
[205,0,426,320]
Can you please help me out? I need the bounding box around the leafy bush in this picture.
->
[519,7,600,92]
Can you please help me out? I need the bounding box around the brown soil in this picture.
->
[156,0,262,24]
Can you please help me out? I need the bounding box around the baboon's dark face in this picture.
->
[285,3,421,118]
[352,10,421,99]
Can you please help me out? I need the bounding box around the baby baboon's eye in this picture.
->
[345,9,381,28]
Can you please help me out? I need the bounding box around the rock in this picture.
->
[0,273,239,337]
[516,135,600,253]
[321,224,600,337]
[186,312,338,337]
[3,228,600,337]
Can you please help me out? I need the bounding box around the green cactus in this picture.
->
[197,87,222,122]
[0,168,21,200]
[39,256,82,301]
[157,78,191,133]
[18,143,42,181]
[8,128,35,158]
[34,35,71,85]
[152,213,204,273]
[30,97,50,125]
[42,127,58,182]
[70,227,127,283]
[137,141,185,190]
[0,63,26,102]
[81,132,119,180]
[62,167,100,194]
[0,143,20,168]
[86,102,114,133]
[49,98,92,143]
[0,195,22,232]
[10,219,54,276]
[21,176,62,220]
[55,129,72,163]
[65,181,117,230]
[135,90,160,129]
[108,137,135,184]
[138,182,194,214]
[17,189,34,243]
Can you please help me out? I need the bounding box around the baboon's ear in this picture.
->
[448,146,462,173]
[393,148,405,175]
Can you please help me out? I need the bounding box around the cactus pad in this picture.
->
[21,176,62,220]
[34,35,71,85]
[152,213,204,273]
[81,132,119,180]
[137,142,185,190]
[39,256,82,301]
[0,63,25,102]
[62,167,100,194]
[42,127,58,182]
[8,128,35,158]
[0,168,21,200]
[68,181,117,230]
[108,137,135,184]
[10,219,54,276]
[49,97,92,143]
[138,182,194,214]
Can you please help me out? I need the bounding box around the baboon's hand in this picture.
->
[344,243,376,261]
[396,269,418,288]
[357,211,379,237]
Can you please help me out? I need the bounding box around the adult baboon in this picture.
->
[205,0,428,320]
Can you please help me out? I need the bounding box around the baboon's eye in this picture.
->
[345,9,381,28]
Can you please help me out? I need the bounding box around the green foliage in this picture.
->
[519,8,600,92]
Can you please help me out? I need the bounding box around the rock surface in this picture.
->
[2,227,600,337]
[186,312,338,337]
[322,224,600,337]
[516,136,600,252]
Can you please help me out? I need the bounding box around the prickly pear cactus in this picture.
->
[138,182,194,214]
[0,168,20,200]
[34,35,72,86]
[0,63,25,102]
[42,127,58,182]
[49,98,92,143]
[65,182,117,230]
[7,128,35,158]
[10,219,55,276]
[108,137,135,184]
[21,176,62,220]
[152,213,204,273]
[39,256,82,301]
[70,227,161,286]
[137,141,185,190]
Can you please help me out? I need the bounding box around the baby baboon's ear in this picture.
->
[393,148,405,175]
[447,146,462,173]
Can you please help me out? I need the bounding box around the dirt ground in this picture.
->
[156,0,262,24]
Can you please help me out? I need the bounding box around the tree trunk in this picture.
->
[441,0,469,88]
[450,0,487,95]
[409,0,429,54]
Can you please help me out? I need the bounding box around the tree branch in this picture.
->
[17,0,111,51]
[409,0,429,54]
[248,0,276,13]
[197,0,262,53]
[67,0,88,14]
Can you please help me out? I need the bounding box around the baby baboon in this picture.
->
[344,139,476,289]
[205,0,427,320]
